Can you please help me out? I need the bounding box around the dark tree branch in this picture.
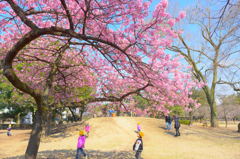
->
[217,80,240,92]
[71,82,152,105]
[211,0,231,37]
[5,0,38,29]
[59,0,74,30]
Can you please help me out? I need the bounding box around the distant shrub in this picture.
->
[169,106,184,116]
[179,120,191,125]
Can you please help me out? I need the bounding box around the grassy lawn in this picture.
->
[0,117,239,159]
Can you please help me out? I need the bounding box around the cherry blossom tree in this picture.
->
[0,0,201,158]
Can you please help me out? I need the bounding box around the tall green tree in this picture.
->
[0,79,35,123]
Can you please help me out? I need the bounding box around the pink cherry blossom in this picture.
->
[0,0,201,116]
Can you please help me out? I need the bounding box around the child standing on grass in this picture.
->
[85,123,90,137]
[133,131,144,159]
[137,122,141,132]
[7,124,12,136]
[76,130,88,159]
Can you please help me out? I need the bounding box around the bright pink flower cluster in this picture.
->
[0,0,201,113]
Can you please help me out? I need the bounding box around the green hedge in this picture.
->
[179,119,191,125]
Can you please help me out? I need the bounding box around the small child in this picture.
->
[133,131,144,159]
[85,123,90,137]
[137,122,141,132]
[7,124,12,136]
[76,130,88,159]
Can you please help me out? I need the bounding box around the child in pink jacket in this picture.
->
[76,130,87,159]
[85,123,90,137]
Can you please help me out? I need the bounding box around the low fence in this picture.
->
[49,121,84,135]
[0,124,32,130]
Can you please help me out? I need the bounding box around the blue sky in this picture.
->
[149,0,238,99]
[154,0,195,8]
[0,0,236,99]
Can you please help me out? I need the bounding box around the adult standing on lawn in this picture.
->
[165,115,172,130]
[173,115,181,137]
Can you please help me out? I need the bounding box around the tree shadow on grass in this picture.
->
[158,126,177,136]
[3,149,135,159]
[184,126,240,140]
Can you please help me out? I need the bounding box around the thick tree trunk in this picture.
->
[79,105,86,121]
[32,110,35,124]
[25,109,42,159]
[224,116,228,128]
[79,110,84,121]
[116,105,120,116]
[238,123,240,133]
[189,111,193,126]
[68,107,77,121]
[209,102,218,127]
[116,109,121,116]
[16,113,21,124]
[223,110,228,128]
[44,111,52,136]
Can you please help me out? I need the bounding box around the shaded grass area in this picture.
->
[159,123,240,139]
[183,125,240,140]
[3,149,135,159]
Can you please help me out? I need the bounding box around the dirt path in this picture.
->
[0,130,30,158]
[0,117,240,159]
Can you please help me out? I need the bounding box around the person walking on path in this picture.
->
[136,122,141,132]
[133,131,144,159]
[165,115,172,130]
[85,123,90,137]
[7,124,12,136]
[173,115,181,137]
[76,130,88,159]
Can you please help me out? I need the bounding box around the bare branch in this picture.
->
[211,0,230,37]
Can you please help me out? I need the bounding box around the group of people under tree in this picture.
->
[76,118,181,159]
[76,122,144,159]
[0,0,202,158]
[165,115,181,137]
[5,115,180,159]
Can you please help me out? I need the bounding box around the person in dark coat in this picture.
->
[165,115,172,130]
[173,115,181,136]
[133,131,144,159]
